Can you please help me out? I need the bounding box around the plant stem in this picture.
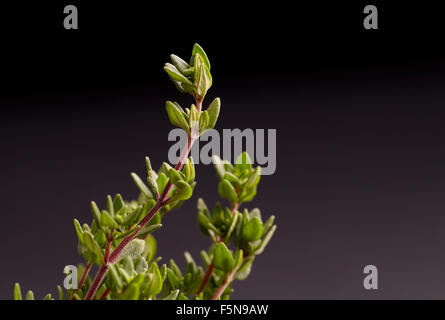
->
[109,134,194,265]
[231,202,239,214]
[84,264,110,300]
[98,288,111,300]
[84,98,202,300]
[195,260,214,296]
[195,202,239,297]
[72,262,92,299]
[109,201,162,264]
[210,201,244,300]
[78,262,92,290]
[211,265,240,300]
[103,232,113,263]
[195,96,203,113]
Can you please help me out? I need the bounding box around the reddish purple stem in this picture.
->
[84,99,201,300]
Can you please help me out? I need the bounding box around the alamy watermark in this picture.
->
[363,265,378,290]
[168,128,277,175]
[63,265,78,290]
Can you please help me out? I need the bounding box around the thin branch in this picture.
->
[195,96,203,113]
[72,262,92,299]
[194,260,214,297]
[108,135,194,265]
[230,202,239,215]
[98,288,111,300]
[103,232,114,263]
[84,98,202,300]
[84,265,110,300]
[211,264,241,300]
[195,202,239,297]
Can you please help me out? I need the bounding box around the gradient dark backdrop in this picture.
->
[0,2,444,299]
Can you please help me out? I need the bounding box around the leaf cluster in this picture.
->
[13,44,276,301]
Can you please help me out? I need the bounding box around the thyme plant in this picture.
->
[13,44,277,300]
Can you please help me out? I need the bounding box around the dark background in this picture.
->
[0,2,444,299]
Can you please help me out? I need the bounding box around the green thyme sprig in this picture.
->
[13,44,276,300]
